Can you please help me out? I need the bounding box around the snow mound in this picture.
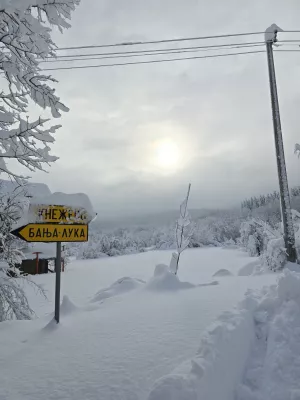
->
[145,264,195,291]
[238,260,259,276]
[285,261,300,273]
[148,299,256,400]
[60,295,78,316]
[237,270,300,400]
[277,269,300,301]
[213,268,233,277]
[92,277,145,302]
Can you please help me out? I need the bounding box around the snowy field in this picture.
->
[0,248,285,400]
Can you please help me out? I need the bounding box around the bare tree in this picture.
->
[170,184,193,275]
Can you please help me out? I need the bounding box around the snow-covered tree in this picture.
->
[0,184,28,267]
[0,0,80,179]
[170,184,193,275]
[0,1,79,321]
[240,219,265,256]
[0,184,46,321]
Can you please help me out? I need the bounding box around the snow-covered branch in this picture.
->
[170,184,194,275]
[0,0,80,179]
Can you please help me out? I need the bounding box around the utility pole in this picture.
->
[265,24,297,262]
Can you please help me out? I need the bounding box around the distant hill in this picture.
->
[91,208,220,231]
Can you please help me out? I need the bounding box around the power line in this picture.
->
[55,31,265,51]
[40,43,266,63]
[42,41,266,61]
[275,49,300,52]
[277,39,300,43]
[42,49,265,71]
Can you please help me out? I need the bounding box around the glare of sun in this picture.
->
[154,139,180,170]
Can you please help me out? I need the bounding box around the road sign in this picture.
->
[11,224,88,243]
[29,204,90,224]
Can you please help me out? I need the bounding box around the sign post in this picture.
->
[55,242,62,323]
[11,201,93,324]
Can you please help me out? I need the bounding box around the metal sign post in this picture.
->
[11,203,92,324]
[55,242,62,323]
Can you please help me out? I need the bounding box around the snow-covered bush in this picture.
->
[191,214,241,247]
[261,237,287,271]
[240,219,265,256]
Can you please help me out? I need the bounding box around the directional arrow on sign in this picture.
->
[11,224,88,243]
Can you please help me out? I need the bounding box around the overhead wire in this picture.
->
[41,41,266,62]
[38,31,300,71]
[42,49,266,71]
[55,31,266,51]
[40,43,266,63]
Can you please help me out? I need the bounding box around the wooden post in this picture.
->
[32,252,42,275]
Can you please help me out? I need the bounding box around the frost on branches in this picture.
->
[0,184,41,321]
[170,184,193,275]
[0,0,80,178]
[0,183,29,267]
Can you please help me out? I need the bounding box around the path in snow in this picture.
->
[0,248,277,400]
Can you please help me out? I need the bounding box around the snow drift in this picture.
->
[237,270,300,400]
[148,269,300,400]
[92,277,145,302]
[145,264,196,291]
[213,269,233,277]
[147,296,256,400]
[60,295,78,316]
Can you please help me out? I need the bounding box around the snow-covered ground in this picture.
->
[0,248,281,400]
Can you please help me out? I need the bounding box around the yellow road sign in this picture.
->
[11,224,88,243]
[29,205,89,224]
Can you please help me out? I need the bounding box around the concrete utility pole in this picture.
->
[265,24,297,262]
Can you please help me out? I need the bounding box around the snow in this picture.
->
[213,268,233,277]
[60,295,78,316]
[146,264,196,291]
[92,276,145,302]
[238,260,258,276]
[265,24,283,42]
[29,192,96,223]
[0,248,279,400]
[148,269,300,400]
[236,270,300,400]
[148,300,256,400]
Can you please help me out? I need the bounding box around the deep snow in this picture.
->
[236,270,300,400]
[0,248,278,400]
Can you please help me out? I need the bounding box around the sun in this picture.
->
[154,139,180,170]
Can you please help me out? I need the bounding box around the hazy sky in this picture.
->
[23,0,300,216]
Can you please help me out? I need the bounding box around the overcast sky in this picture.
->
[25,0,300,216]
